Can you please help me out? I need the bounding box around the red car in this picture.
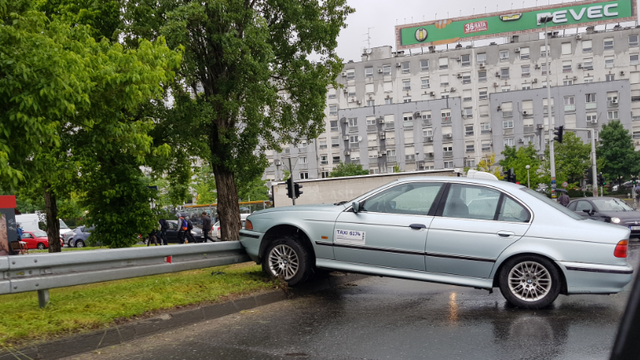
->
[20,230,64,250]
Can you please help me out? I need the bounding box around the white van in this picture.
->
[15,214,73,236]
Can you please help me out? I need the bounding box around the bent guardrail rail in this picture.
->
[0,242,250,308]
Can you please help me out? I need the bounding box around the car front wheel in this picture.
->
[76,240,85,248]
[498,255,561,309]
[262,236,311,286]
[37,243,45,250]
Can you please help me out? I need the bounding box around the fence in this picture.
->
[0,242,250,308]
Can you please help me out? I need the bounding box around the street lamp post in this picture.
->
[526,165,531,189]
[541,15,557,199]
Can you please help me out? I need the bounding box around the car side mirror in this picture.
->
[582,209,593,215]
[352,201,360,213]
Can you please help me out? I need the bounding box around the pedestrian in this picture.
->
[146,229,159,246]
[185,216,196,244]
[158,218,169,245]
[177,216,188,244]
[16,223,23,241]
[558,191,570,207]
[201,211,215,242]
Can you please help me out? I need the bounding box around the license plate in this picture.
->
[630,226,640,230]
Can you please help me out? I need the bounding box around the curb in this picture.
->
[0,272,368,360]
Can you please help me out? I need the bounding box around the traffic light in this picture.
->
[286,177,294,199]
[294,182,303,198]
[585,168,593,184]
[598,172,606,187]
[503,167,516,183]
[554,125,564,143]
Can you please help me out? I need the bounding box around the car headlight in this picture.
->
[611,217,621,224]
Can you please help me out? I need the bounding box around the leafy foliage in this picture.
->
[597,120,640,184]
[476,154,504,180]
[329,162,369,178]
[500,144,542,188]
[194,165,217,205]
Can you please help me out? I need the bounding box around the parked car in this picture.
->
[67,226,94,248]
[21,230,63,250]
[240,175,633,309]
[160,220,204,243]
[567,197,640,238]
[214,214,249,240]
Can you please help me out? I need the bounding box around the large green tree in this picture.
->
[553,132,591,184]
[123,0,354,240]
[597,120,640,185]
[500,144,542,188]
[329,163,369,178]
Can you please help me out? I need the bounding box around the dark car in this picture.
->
[567,197,640,237]
[67,226,95,247]
[159,220,204,243]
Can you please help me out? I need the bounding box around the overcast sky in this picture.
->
[334,0,637,62]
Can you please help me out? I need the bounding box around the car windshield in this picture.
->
[59,219,70,229]
[521,188,585,220]
[593,198,634,212]
[32,230,47,237]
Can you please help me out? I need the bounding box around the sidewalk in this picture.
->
[0,272,367,360]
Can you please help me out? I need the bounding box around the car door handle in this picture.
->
[409,224,426,230]
[497,231,515,237]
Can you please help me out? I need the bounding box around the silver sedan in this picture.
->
[239,176,633,309]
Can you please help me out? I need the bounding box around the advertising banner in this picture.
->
[396,0,636,50]
[0,196,17,256]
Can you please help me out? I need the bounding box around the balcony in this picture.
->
[608,100,619,107]
[349,126,359,133]
[367,125,377,133]
[443,151,453,158]
[332,158,341,164]
[320,160,329,166]
[481,129,491,134]
[387,155,396,163]
[442,134,453,142]
[403,121,413,128]
[587,121,598,127]
[441,117,452,125]
[424,153,434,160]
[523,125,534,134]
[564,104,576,112]
[422,119,432,127]
[586,102,597,110]
[297,146,307,153]
[424,136,433,144]
[405,155,416,163]
[369,157,379,164]
[349,143,359,149]
[298,163,308,170]
[502,111,513,118]
[385,122,395,131]
[503,128,514,135]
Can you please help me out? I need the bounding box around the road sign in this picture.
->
[562,182,568,188]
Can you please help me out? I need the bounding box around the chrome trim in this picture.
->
[559,261,634,275]
[425,252,496,263]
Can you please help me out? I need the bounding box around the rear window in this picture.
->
[33,230,47,237]
[521,188,584,220]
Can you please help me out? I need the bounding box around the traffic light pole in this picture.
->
[565,127,598,197]
[288,157,295,205]
[542,17,557,200]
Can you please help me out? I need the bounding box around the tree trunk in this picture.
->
[213,168,241,241]
[44,184,62,253]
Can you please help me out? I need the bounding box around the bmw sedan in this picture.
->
[567,197,640,238]
[239,175,633,309]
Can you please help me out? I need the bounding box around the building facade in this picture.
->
[264,27,640,181]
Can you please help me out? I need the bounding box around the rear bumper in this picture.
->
[558,261,633,294]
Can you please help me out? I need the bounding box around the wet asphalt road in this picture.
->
[66,242,640,360]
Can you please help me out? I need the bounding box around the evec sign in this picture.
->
[536,4,619,25]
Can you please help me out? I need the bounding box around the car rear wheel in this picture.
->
[37,243,45,250]
[498,255,561,309]
[262,236,311,286]
[76,240,85,248]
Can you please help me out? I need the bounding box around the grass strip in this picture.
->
[0,262,276,348]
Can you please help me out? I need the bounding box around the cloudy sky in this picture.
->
[334,0,633,61]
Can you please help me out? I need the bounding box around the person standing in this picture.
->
[158,218,169,245]
[185,216,196,244]
[558,192,570,207]
[177,216,188,244]
[201,212,215,242]
[16,223,23,241]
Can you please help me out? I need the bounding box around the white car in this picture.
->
[215,213,250,239]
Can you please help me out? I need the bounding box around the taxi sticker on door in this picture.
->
[335,229,365,245]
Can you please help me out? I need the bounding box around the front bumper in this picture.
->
[239,230,263,263]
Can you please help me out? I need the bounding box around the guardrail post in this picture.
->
[38,289,49,308]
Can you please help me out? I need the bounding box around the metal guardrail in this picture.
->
[0,242,250,308]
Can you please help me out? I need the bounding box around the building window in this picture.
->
[463,107,473,118]
[462,72,471,84]
[540,45,548,57]
[440,74,449,87]
[501,86,510,92]
[524,135,534,144]
[608,110,619,120]
[461,54,471,67]
[500,68,509,80]
[584,76,594,83]
[439,57,448,69]
[440,92,449,99]
[605,56,614,68]
[328,88,336,99]
[521,65,530,77]
[503,120,514,129]
[499,50,509,61]
[564,96,575,112]
[330,120,338,131]
[321,171,330,178]
[383,64,391,75]
[465,125,474,136]
[479,88,488,100]
[463,89,472,102]
[385,97,393,105]
[477,53,486,64]
[541,64,548,76]
[420,59,429,72]
[348,117,357,127]
[332,155,340,164]
[319,140,327,149]
[561,43,572,55]
[478,70,487,82]
[402,79,411,91]
[401,62,410,74]
[465,159,475,168]
[562,60,571,73]
[482,141,491,151]
[604,38,614,51]
[331,137,340,148]
[299,156,307,164]
[520,47,530,60]
[586,93,596,109]
[444,161,454,169]
[365,67,373,77]
[583,58,593,70]
[346,69,355,80]
[582,40,592,53]
[504,138,514,147]
[403,97,412,103]
[586,113,597,123]
[606,74,615,81]
[522,84,531,90]
[421,77,430,89]
[366,99,375,107]
[480,123,491,134]
[607,92,619,105]
[631,54,639,66]
[300,172,309,180]
[630,35,639,47]
[466,143,475,153]
[329,105,337,116]
[563,79,573,86]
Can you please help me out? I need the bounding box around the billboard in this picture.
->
[396,0,637,50]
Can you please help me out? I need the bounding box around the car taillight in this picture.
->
[245,220,253,230]
[614,240,628,258]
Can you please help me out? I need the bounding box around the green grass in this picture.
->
[0,262,276,347]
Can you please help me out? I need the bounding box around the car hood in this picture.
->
[598,210,640,221]
[251,204,346,216]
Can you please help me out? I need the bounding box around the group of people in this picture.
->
[146,212,217,246]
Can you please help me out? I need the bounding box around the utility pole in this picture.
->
[288,157,295,205]
[541,16,557,199]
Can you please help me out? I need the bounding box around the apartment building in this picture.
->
[264,27,640,181]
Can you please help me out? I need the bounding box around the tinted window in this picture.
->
[362,182,443,215]
[443,184,501,220]
[498,196,530,222]
[567,201,577,211]
[576,201,593,213]
[521,188,584,220]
